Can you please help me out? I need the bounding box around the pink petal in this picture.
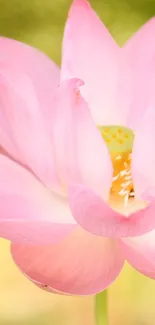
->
[120,231,155,279]
[123,19,155,129]
[0,65,61,193]
[0,154,76,244]
[132,106,155,198]
[126,59,155,130]
[52,79,112,197]
[61,0,131,125]
[68,184,155,238]
[0,37,60,115]
[11,227,124,296]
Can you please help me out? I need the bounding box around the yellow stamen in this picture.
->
[109,151,134,208]
[99,125,135,208]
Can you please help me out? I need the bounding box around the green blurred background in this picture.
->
[0,0,155,324]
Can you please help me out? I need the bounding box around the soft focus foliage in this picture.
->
[1,0,155,324]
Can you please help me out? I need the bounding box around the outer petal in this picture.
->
[123,19,155,129]
[11,227,124,296]
[68,185,155,238]
[52,79,112,197]
[0,37,60,113]
[131,106,155,198]
[120,231,155,279]
[61,0,131,125]
[0,154,76,244]
[0,65,61,193]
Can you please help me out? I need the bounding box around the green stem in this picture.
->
[95,290,108,325]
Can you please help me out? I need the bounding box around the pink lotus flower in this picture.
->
[0,0,155,295]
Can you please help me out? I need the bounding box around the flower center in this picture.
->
[99,125,135,208]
